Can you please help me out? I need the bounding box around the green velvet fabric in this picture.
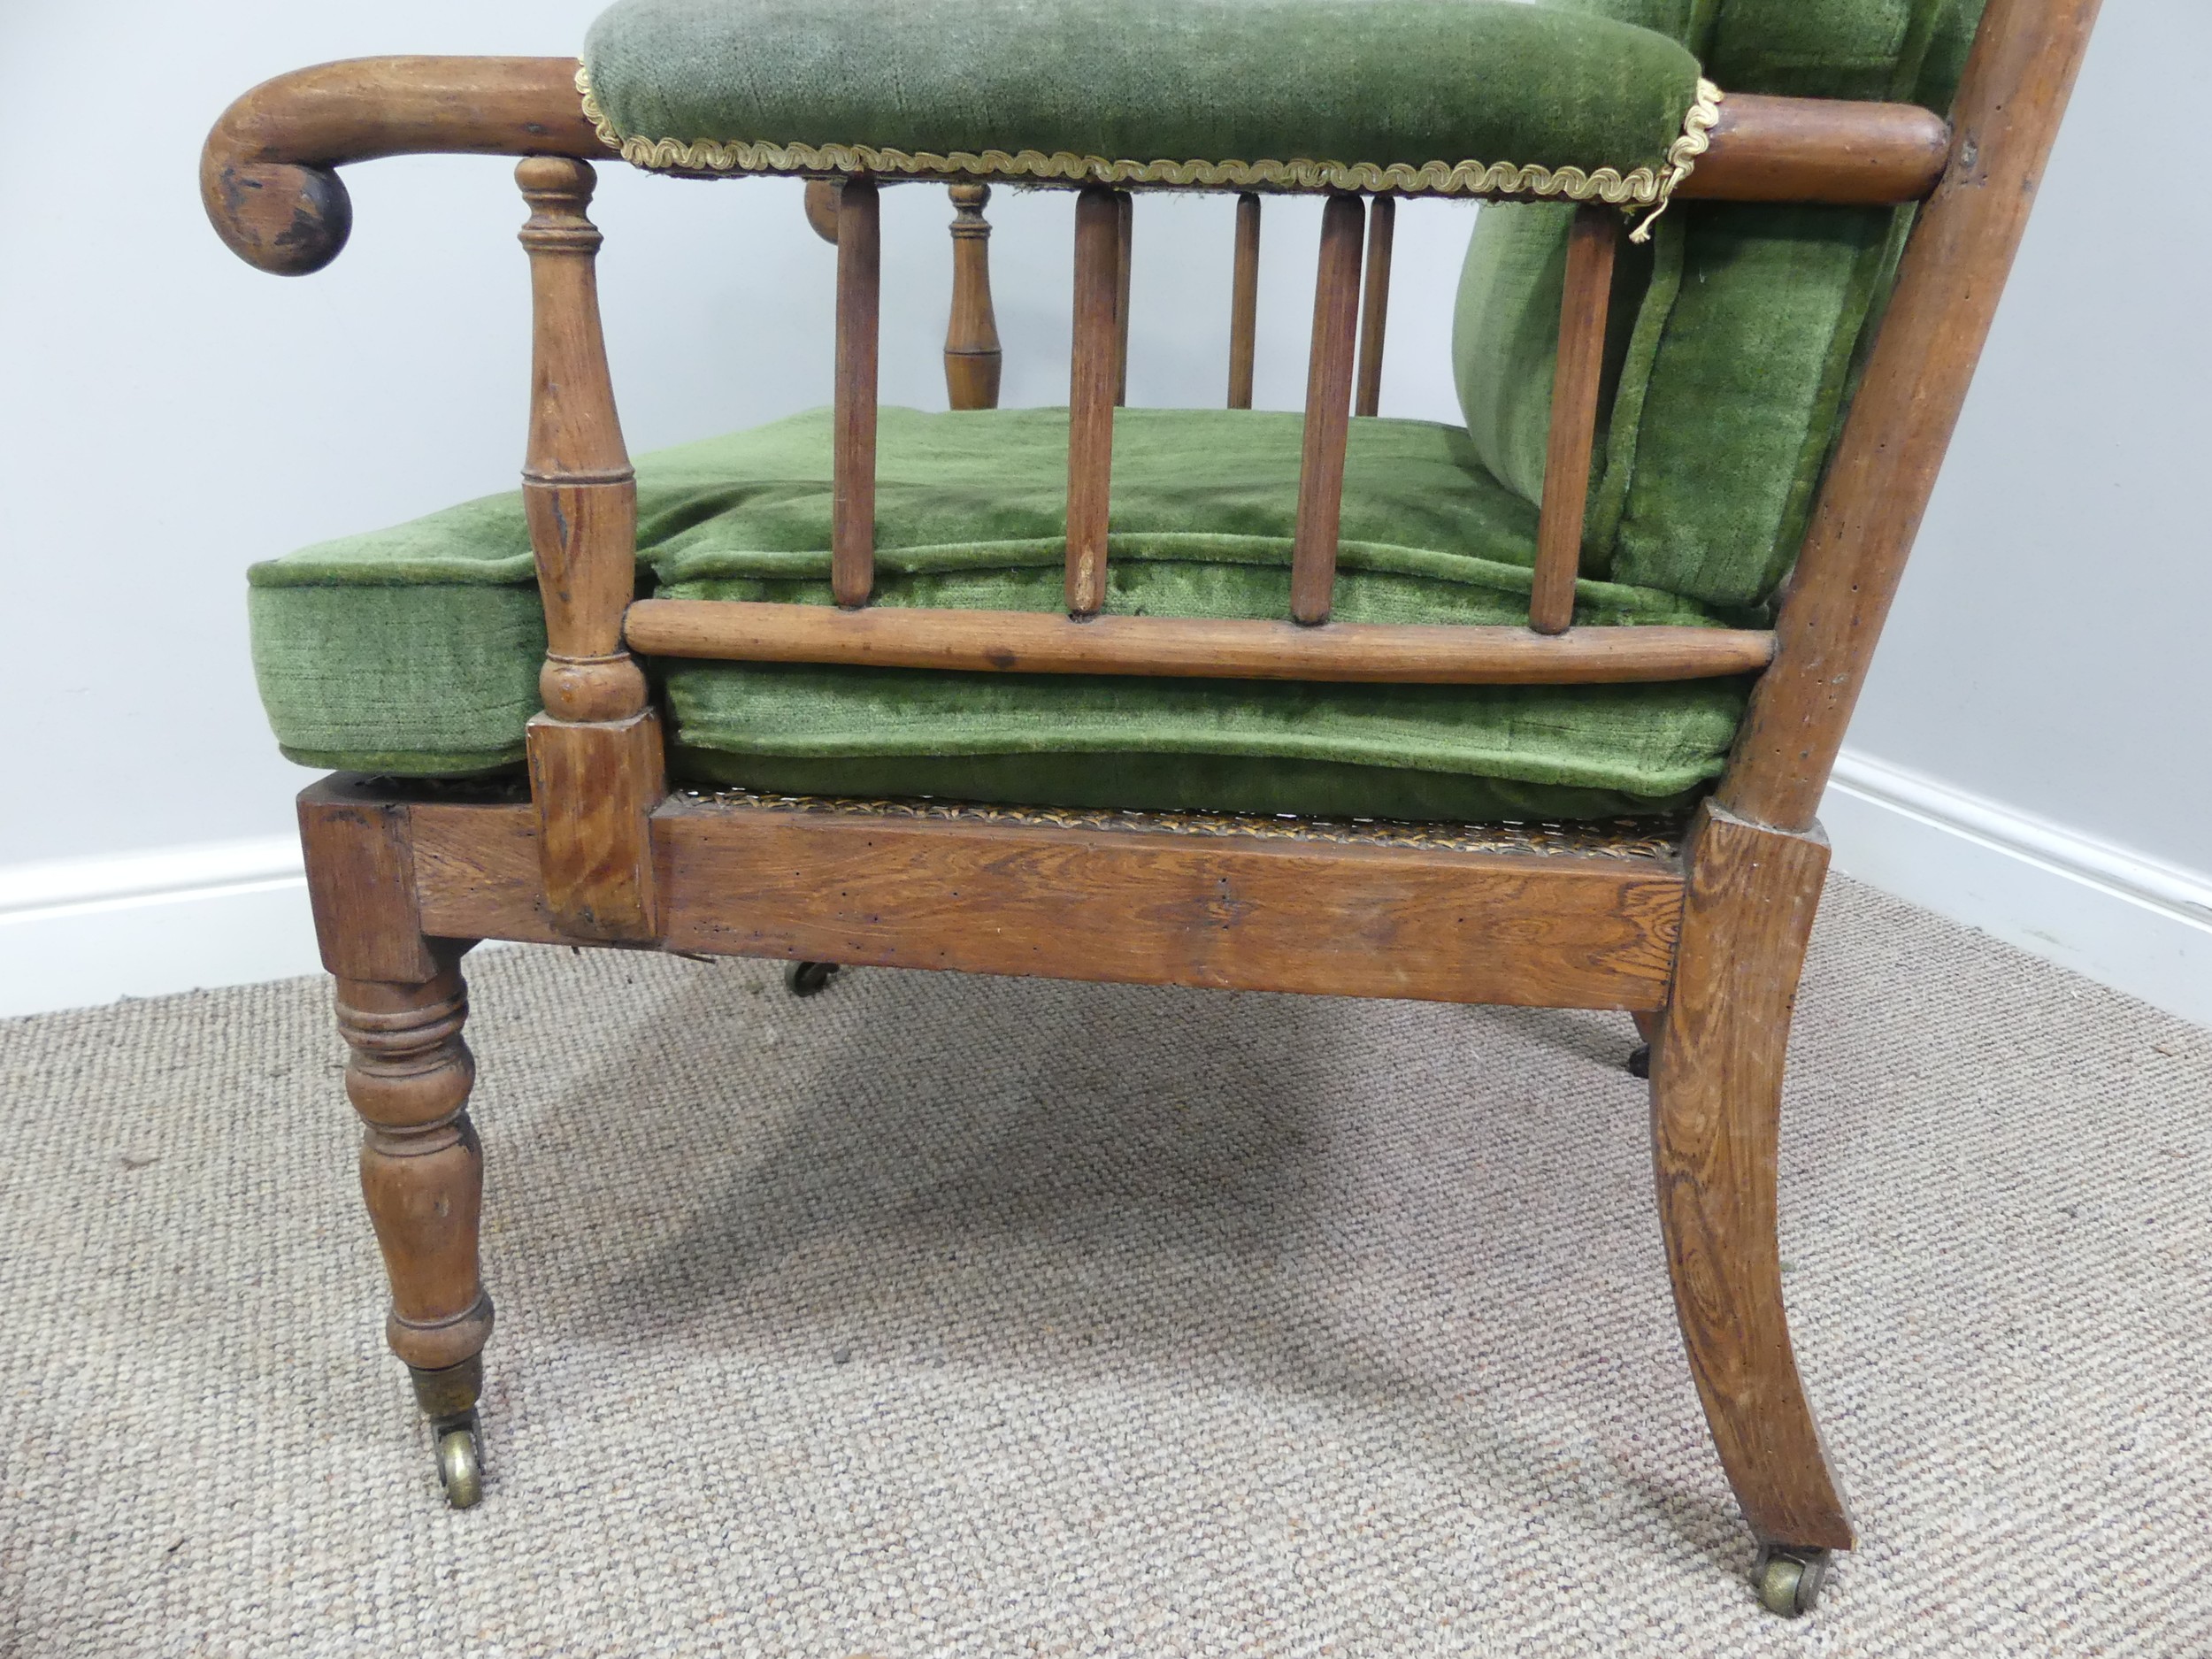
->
[581,0,1702,178]
[1452,0,1987,608]
[248,407,1747,817]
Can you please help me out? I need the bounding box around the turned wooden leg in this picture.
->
[336,960,492,1509]
[300,778,493,1507]
[1649,799,1852,1614]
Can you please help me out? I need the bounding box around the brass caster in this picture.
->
[786,960,841,998]
[1752,1545,1829,1617]
[1626,1043,1651,1079]
[436,1422,483,1510]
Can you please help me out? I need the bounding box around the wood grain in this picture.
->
[525,710,666,941]
[944,181,1004,411]
[412,798,568,946]
[1718,0,2104,829]
[1680,93,1951,206]
[337,962,495,1374]
[657,796,1683,1009]
[1228,193,1261,410]
[1649,800,1853,1550]
[833,177,882,609]
[298,778,443,983]
[1355,195,1395,419]
[1067,186,1122,617]
[1530,204,1617,637]
[1290,194,1366,626]
[1113,190,1135,407]
[202,57,602,275]
[518,157,646,730]
[623,599,1777,683]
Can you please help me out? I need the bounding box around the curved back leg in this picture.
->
[1648,801,1853,1607]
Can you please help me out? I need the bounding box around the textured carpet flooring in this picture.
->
[1,876,2206,1655]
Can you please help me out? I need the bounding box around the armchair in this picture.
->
[202,0,2099,1616]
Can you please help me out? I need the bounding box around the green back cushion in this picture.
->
[582,0,1702,188]
[1453,0,1986,608]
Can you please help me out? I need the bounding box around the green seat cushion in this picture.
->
[249,406,1748,821]
[580,0,1707,204]
[1453,0,1987,609]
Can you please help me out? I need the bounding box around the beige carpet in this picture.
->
[2,876,2206,1655]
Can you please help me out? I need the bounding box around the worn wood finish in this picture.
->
[803,177,841,244]
[1066,186,1122,617]
[339,959,495,1375]
[1650,801,1853,1550]
[657,796,1682,1009]
[1290,194,1367,626]
[624,599,1776,683]
[526,711,666,941]
[1719,0,2103,830]
[517,158,641,721]
[944,182,1004,411]
[297,779,493,1379]
[1529,205,1617,636]
[515,158,664,934]
[1112,191,1136,406]
[299,778,446,983]
[833,177,883,608]
[1680,93,1951,206]
[1227,193,1261,410]
[412,795,565,946]
[1355,195,1395,418]
[403,786,1680,1009]
[517,157,634,700]
[202,57,600,274]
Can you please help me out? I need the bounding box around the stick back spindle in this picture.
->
[1529,204,1618,636]
[1289,194,1367,626]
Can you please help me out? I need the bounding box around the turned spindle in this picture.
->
[1529,204,1619,636]
[1356,196,1395,418]
[833,177,883,607]
[1228,194,1261,410]
[1067,187,1122,618]
[1289,194,1366,626]
[945,182,1003,411]
[516,157,664,939]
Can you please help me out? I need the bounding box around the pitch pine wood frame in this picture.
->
[204,0,2099,1609]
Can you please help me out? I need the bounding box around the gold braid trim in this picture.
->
[578,65,1720,233]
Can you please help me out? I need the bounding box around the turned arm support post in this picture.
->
[515,157,665,940]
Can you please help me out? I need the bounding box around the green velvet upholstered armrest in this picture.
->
[580,0,1715,211]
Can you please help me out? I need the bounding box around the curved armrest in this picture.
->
[202,56,1950,280]
[202,56,601,274]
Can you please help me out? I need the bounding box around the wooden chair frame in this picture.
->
[203,0,2099,1612]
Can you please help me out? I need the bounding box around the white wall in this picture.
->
[1,0,2204,1022]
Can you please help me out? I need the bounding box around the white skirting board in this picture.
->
[1820,752,2211,1028]
[2,756,2207,1025]
[0,837,320,1021]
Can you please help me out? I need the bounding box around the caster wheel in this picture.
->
[436,1423,483,1510]
[1626,1043,1651,1079]
[1752,1546,1828,1617]
[786,960,841,998]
